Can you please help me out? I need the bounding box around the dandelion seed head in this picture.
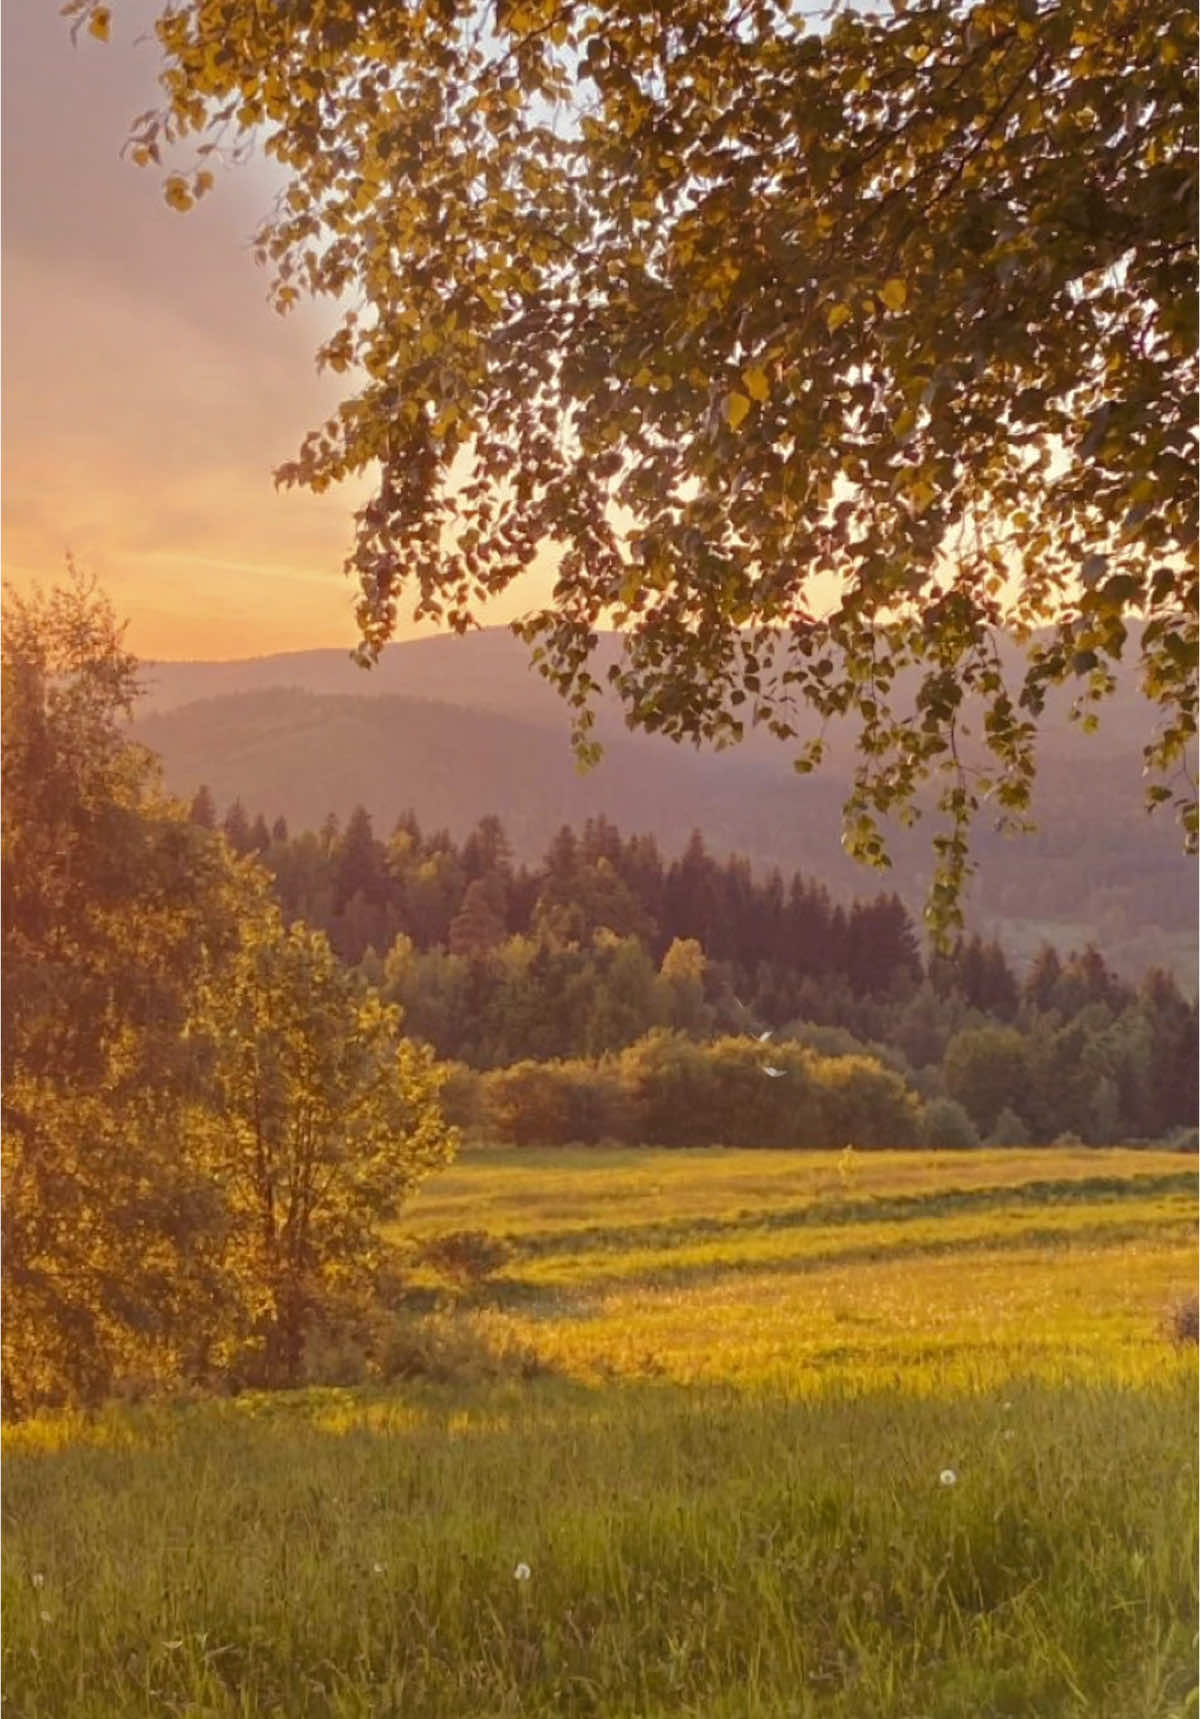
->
[939,1468,957,1487]
[31,1573,44,1590]
[39,1611,52,1625]
[372,1562,386,1575]
[513,1562,532,1582]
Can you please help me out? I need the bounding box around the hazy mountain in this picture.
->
[133,630,1195,985]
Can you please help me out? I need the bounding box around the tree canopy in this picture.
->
[76,0,1197,930]
[1,577,457,1412]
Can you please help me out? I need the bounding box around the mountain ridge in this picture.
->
[132,645,1196,988]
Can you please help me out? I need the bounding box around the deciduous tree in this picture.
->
[193,913,457,1384]
[75,0,1197,930]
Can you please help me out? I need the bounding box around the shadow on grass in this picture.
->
[479,1209,1195,1306]
[495,1172,1196,1264]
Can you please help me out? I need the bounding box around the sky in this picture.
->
[1,0,551,660]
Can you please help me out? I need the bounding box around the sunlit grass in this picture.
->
[4,1146,1196,1718]
[394,1145,1188,1241]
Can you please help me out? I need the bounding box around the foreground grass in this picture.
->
[3,1147,1196,1718]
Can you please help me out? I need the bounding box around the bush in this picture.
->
[375,1309,548,1383]
[418,1229,511,1288]
[816,1053,922,1149]
[703,1037,825,1148]
[558,1058,636,1144]
[480,1061,574,1145]
[920,1097,980,1150]
[480,1058,632,1145]
[437,1061,483,1133]
[986,1106,1029,1148]
[618,1030,719,1147]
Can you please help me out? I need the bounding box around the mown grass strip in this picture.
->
[485,1174,1197,1264]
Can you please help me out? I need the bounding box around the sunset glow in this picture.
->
[2,0,552,659]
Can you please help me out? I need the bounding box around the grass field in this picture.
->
[4,1146,1197,1718]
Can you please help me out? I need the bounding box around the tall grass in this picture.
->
[3,1147,1196,1718]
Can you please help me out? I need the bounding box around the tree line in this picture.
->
[203,792,1196,1148]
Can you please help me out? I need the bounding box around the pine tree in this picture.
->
[188,784,217,829]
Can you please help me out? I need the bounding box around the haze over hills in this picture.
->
[133,629,1196,985]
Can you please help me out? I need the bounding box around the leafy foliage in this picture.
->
[192,912,456,1385]
[1,579,456,1413]
[80,0,1197,930]
[1,576,245,1412]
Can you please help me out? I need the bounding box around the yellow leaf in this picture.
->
[88,7,111,41]
[164,176,194,214]
[724,392,752,431]
[892,408,916,442]
[742,365,770,403]
[908,478,936,514]
[826,303,852,333]
[880,278,908,312]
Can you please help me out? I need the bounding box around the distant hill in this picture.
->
[133,631,1196,987]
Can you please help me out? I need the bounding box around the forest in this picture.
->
[204,788,1198,1152]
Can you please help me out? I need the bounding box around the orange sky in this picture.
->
[2,0,553,660]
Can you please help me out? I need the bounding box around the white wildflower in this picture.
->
[513,1562,532,1582]
[31,1573,44,1590]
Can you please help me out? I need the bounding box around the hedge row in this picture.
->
[441,1030,923,1149]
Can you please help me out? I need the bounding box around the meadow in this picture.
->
[4,1146,1197,1718]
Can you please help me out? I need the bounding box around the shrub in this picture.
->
[703,1036,824,1148]
[618,1030,719,1147]
[986,1106,1029,1148]
[375,1309,548,1383]
[480,1061,574,1145]
[437,1061,483,1133]
[480,1058,632,1145]
[920,1097,981,1151]
[557,1058,635,1144]
[816,1053,922,1148]
[418,1229,511,1288]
